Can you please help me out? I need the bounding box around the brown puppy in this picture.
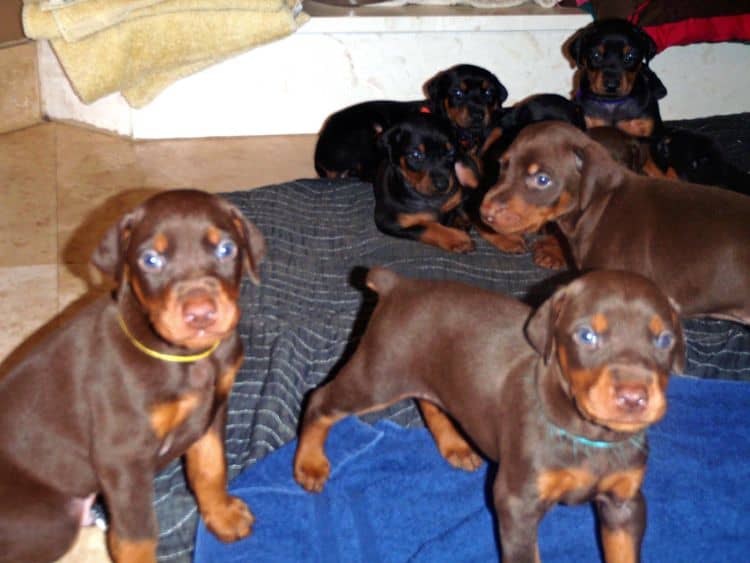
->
[480,121,750,324]
[294,268,684,562]
[0,190,265,563]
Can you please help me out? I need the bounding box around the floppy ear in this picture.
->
[526,288,568,365]
[667,296,686,374]
[91,206,145,284]
[573,140,622,210]
[424,69,447,102]
[378,125,403,163]
[494,79,509,105]
[226,205,266,286]
[642,66,667,100]
[565,25,589,67]
[455,155,481,189]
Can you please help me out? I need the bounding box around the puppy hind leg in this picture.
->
[294,359,397,492]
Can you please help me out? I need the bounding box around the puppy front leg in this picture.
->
[493,473,544,563]
[185,417,254,542]
[99,463,159,563]
[596,490,646,563]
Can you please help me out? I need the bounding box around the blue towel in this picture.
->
[194,377,750,562]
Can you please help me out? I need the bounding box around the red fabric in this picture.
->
[637,12,750,52]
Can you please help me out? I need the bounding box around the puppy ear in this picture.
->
[565,26,587,67]
[526,288,567,365]
[573,140,621,209]
[667,296,686,374]
[91,207,145,284]
[642,66,667,99]
[455,155,481,189]
[227,205,266,286]
[495,79,509,104]
[378,125,403,163]
[424,69,446,102]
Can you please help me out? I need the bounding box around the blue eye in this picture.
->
[451,88,465,99]
[215,239,237,260]
[654,330,674,350]
[409,150,425,161]
[575,326,599,347]
[532,173,552,189]
[139,249,165,272]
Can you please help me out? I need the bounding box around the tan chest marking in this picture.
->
[537,468,596,503]
[151,392,201,440]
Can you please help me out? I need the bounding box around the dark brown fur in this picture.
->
[481,121,750,324]
[294,268,684,562]
[0,190,266,563]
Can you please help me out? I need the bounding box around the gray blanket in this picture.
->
[153,114,750,561]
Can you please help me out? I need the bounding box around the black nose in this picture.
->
[432,173,450,193]
[603,73,620,93]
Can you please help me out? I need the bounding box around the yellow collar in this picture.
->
[117,314,220,363]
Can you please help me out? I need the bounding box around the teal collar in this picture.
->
[546,420,646,451]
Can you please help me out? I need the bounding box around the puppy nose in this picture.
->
[603,74,620,93]
[614,384,648,413]
[480,199,505,224]
[182,295,218,329]
[433,174,450,192]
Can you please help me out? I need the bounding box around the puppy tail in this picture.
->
[366,267,399,295]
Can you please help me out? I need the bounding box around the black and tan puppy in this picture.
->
[0,190,265,563]
[374,114,479,253]
[568,18,666,137]
[314,64,508,181]
[649,127,750,194]
[294,267,684,562]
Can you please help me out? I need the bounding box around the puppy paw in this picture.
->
[294,450,331,493]
[532,236,566,270]
[445,233,475,254]
[441,443,484,472]
[204,496,254,542]
[481,231,527,254]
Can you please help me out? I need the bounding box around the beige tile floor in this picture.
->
[0,121,316,560]
[0,121,316,359]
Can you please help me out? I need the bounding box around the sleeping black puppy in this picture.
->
[649,127,750,195]
[314,64,508,181]
[482,93,586,184]
[567,18,667,137]
[373,114,480,253]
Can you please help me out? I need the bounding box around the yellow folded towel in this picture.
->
[23,0,308,108]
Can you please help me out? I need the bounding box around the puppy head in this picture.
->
[479,121,621,237]
[92,189,266,350]
[424,64,508,136]
[379,114,464,198]
[567,18,657,97]
[526,270,684,433]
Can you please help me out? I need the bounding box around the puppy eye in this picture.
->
[451,88,465,99]
[139,249,166,272]
[590,50,603,64]
[409,150,425,161]
[215,238,238,260]
[530,172,552,189]
[575,326,599,348]
[482,88,495,99]
[653,330,674,350]
[623,51,637,65]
